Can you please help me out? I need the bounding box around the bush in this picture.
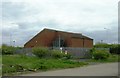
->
[92,49,110,60]
[32,48,72,59]
[90,48,95,55]
[2,44,16,55]
[32,47,49,58]
[110,45,120,54]
[64,53,72,59]
[94,43,110,48]
[94,43,120,54]
[51,50,64,59]
[0,48,2,55]
[51,50,72,59]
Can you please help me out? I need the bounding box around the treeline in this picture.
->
[94,43,120,54]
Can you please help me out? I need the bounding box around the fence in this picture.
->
[51,47,92,58]
[16,48,33,56]
[15,47,110,58]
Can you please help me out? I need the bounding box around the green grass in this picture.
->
[2,55,88,76]
[87,54,119,63]
[3,53,119,76]
[0,55,2,64]
[0,55,1,76]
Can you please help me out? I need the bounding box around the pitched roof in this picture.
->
[24,28,93,46]
[44,28,93,40]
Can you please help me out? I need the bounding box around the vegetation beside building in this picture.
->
[2,55,88,76]
[1,43,119,76]
[94,43,120,54]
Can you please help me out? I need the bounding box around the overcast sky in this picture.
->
[1,0,119,47]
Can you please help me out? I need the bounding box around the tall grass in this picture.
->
[2,55,88,76]
[0,55,1,76]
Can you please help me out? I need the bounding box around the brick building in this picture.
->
[24,28,93,48]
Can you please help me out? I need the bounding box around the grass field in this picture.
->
[2,54,119,76]
[2,55,88,76]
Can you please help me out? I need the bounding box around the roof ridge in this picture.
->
[44,28,82,35]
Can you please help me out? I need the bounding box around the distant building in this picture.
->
[24,28,93,48]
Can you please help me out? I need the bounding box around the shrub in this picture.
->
[92,49,110,60]
[51,50,64,59]
[2,44,16,55]
[110,45,120,54]
[32,47,49,58]
[94,43,110,48]
[90,48,95,56]
[64,53,72,59]
[94,43,120,54]
[0,48,2,55]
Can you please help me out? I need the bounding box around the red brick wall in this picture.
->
[24,29,93,48]
[70,38,93,48]
[24,29,56,48]
[71,38,83,47]
[84,39,93,48]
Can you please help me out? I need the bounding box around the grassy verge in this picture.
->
[87,54,119,63]
[0,55,1,76]
[2,55,88,76]
[0,55,2,63]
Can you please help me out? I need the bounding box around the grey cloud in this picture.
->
[1,0,118,46]
[2,20,61,46]
[2,27,39,46]
[17,20,61,29]
[2,2,26,20]
[82,26,118,44]
[2,2,45,22]
[2,24,118,46]
[2,20,118,46]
